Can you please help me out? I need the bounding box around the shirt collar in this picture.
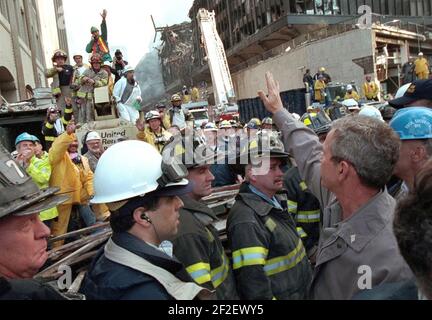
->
[248,184,283,210]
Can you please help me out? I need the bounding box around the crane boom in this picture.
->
[197,9,238,114]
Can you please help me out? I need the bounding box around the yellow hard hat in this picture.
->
[249,118,262,127]
[319,67,326,72]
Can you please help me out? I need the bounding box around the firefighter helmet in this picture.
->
[301,110,333,135]
[249,118,262,127]
[52,49,68,62]
[0,144,68,218]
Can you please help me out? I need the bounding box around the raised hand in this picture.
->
[101,9,107,20]
[258,72,284,114]
[66,117,76,135]
[135,119,145,132]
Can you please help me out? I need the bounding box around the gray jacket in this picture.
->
[273,109,413,300]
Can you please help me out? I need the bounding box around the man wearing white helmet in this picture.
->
[80,141,212,300]
[342,98,360,114]
[359,106,384,122]
[136,111,172,153]
[344,85,360,101]
[83,131,104,172]
[113,65,142,123]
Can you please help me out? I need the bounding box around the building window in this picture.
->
[15,0,30,46]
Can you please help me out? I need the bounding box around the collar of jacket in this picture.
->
[180,196,218,222]
[324,189,395,253]
[111,232,184,275]
[237,183,283,217]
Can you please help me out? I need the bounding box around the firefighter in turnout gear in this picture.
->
[45,50,74,114]
[227,133,312,300]
[169,136,239,299]
[76,54,108,124]
[42,97,74,151]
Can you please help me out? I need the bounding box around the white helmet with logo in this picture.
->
[92,140,189,204]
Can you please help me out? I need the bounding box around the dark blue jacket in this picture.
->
[80,232,193,300]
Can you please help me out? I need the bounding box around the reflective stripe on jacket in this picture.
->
[227,183,312,300]
[284,166,321,251]
[172,196,239,300]
[26,154,58,221]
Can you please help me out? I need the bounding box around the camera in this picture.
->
[72,155,82,165]
[155,136,168,145]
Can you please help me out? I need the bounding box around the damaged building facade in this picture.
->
[160,0,432,119]
[156,20,194,91]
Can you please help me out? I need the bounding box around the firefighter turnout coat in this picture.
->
[227,183,312,300]
[172,196,239,300]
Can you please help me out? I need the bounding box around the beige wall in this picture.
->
[232,28,374,100]
[0,1,50,102]
[36,0,61,68]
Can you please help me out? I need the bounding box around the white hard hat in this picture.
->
[204,122,218,132]
[123,65,135,74]
[419,52,424,56]
[342,99,360,110]
[292,113,301,121]
[395,83,411,99]
[145,110,161,122]
[86,131,102,142]
[346,85,353,91]
[359,106,384,122]
[91,141,189,204]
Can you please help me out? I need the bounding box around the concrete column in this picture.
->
[33,0,48,86]
[7,0,26,100]
[22,0,40,87]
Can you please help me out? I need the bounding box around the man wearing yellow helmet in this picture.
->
[314,67,332,84]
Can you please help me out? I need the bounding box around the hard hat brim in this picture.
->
[388,96,416,109]
[1,188,69,219]
[149,179,193,197]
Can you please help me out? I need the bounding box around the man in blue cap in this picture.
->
[390,107,432,199]
[14,133,59,227]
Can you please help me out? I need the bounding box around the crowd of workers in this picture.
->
[2,71,432,300]
[1,9,432,302]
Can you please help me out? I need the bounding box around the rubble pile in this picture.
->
[157,22,194,87]
[0,88,56,114]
